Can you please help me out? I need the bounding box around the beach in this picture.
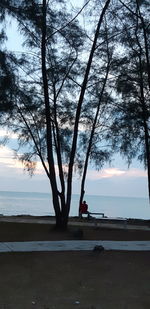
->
[0,216,150,308]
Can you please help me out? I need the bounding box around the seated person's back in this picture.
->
[79,201,88,214]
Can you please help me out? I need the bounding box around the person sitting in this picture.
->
[79,200,90,219]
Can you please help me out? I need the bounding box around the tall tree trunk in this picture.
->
[135,15,150,201]
[79,60,110,213]
[41,0,62,228]
[138,7,150,198]
[66,0,111,217]
[139,65,150,201]
[52,87,66,222]
[135,0,150,90]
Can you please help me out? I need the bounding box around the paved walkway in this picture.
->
[1,240,150,252]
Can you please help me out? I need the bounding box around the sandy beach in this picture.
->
[0,216,150,308]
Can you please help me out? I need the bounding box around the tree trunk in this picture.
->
[138,10,150,198]
[79,56,110,214]
[135,16,150,201]
[136,0,150,90]
[41,0,65,228]
[66,0,111,217]
[138,55,150,201]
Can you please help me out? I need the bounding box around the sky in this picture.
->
[0,129,148,198]
[0,2,149,199]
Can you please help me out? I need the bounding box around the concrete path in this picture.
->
[0,240,150,252]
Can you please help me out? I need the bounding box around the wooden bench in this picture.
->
[80,212,105,219]
[80,213,127,229]
[89,212,105,218]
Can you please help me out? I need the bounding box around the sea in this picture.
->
[0,190,149,220]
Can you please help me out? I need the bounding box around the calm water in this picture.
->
[0,191,149,219]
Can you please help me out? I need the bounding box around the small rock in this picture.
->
[93,245,104,252]
[74,300,80,305]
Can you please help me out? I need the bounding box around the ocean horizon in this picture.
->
[0,190,149,220]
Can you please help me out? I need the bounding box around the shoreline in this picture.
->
[0,214,150,230]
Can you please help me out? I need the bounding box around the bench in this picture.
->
[89,212,105,218]
[80,213,127,229]
[80,212,105,219]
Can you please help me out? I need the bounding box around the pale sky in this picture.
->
[0,131,148,198]
[0,2,149,199]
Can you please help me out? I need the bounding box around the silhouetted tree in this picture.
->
[107,0,150,199]
[0,0,112,228]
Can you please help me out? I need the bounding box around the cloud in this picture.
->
[101,168,126,178]
[124,169,146,177]
[0,145,148,197]
[87,168,147,180]
[0,145,68,177]
[0,129,18,139]
[0,145,45,175]
[0,145,147,181]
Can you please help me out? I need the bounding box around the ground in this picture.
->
[0,218,150,309]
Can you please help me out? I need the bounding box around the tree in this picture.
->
[0,29,15,116]
[0,0,112,228]
[106,0,150,199]
[78,18,114,209]
[0,14,21,151]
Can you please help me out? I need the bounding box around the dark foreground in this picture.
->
[0,220,150,308]
[0,251,150,309]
